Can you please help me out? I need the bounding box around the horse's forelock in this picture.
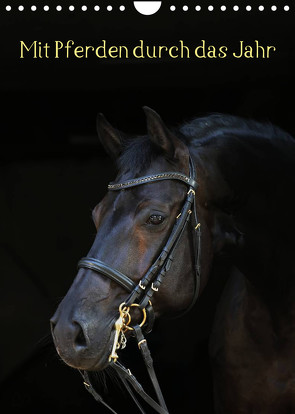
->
[117,135,158,176]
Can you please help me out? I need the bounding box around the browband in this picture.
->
[108,171,197,191]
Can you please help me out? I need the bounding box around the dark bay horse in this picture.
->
[51,108,295,413]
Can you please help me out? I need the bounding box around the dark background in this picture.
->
[0,1,294,412]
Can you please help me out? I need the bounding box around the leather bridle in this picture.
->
[77,155,201,414]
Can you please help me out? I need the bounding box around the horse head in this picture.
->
[50,108,214,372]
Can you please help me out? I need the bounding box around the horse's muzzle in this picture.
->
[50,311,113,371]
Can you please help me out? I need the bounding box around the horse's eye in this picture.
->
[147,215,165,225]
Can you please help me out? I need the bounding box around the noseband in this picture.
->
[78,156,201,414]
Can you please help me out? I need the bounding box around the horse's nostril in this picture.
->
[73,321,88,348]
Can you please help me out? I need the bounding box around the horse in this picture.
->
[50,107,295,413]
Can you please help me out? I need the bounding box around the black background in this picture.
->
[0,1,294,412]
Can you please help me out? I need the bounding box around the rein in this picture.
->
[78,155,201,413]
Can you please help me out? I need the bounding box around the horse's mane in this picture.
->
[118,114,295,176]
[179,113,294,145]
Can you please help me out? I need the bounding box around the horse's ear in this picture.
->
[143,106,187,162]
[96,113,123,160]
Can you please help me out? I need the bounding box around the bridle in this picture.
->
[77,155,201,414]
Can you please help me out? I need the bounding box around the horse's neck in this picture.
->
[213,267,295,356]
[231,179,295,310]
[191,142,295,310]
[239,242,295,313]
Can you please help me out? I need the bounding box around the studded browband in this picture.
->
[108,171,197,191]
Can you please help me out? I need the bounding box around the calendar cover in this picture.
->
[1,2,294,413]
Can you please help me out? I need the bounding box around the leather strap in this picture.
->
[78,257,136,292]
[108,171,197,191]
[80,371,118,414]
[125,181,196,309]
[113,363,169,414]
[133,325,168,412]
[81,357,169,414]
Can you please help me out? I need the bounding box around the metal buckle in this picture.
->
[139,280,146,290]
[138,339,147,349]
[187,188,195,196]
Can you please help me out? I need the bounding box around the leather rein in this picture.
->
[77,155,201,414]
